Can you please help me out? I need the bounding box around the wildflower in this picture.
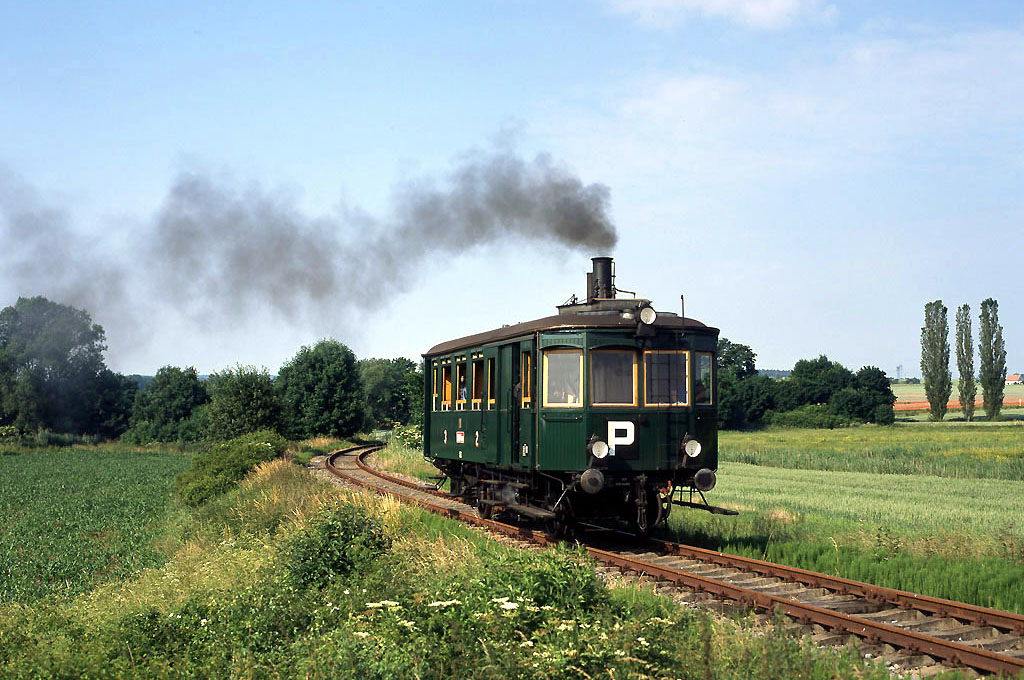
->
[491,596,510,603]
[500,601,519,611]
[344,589,350,595]
[398,620,417,630]
[520,640,534,648]
[366,602,384,609]
[380,600,400,607]
[557,622,572,631]
[200,619,208,626]
[353,631,370,638]
[614,650,626,657]
[637,636,649,647]
[427,599,461,608]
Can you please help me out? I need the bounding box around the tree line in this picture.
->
[716,339,896,430]
[0,296,423,444]
[920,298,1006,421]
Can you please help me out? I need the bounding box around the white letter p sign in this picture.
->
[607,420,635,456]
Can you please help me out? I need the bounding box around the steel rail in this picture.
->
[322,446,1024,677]
[649,538,1024,636]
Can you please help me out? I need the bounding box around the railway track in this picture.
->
[317,444,1024,677]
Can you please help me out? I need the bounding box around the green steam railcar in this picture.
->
[423,257,734,535]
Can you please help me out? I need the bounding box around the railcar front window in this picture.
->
[695,352,713,405]
[592,351,636,406]
[644,351,688,406]
[543,349,583,407]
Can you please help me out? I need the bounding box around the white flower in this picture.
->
[380,600,400,607]
[519,640,534,647]
[200,618,208,626]
[427,599,461,608]
[353,631,370,638]
[366,602,384,609]
[491,596,510,603]
[343,589,350,595]
[500,601,519,610]
[637,636,650,647]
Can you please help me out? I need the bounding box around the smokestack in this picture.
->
[589,256,614,302]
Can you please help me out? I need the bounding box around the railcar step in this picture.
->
[505,503,557,520]
[480,479,529,488]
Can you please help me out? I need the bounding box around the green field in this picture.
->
[0,446,189,602]
[721,423,1024,479]
[892,380,1024,404]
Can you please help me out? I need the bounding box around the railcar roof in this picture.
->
[425,313,716,356]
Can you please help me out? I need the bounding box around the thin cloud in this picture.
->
[608,0,835,29]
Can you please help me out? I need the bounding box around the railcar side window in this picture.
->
[487,358,496,408]
[543,349,583,407]
[441,365,452,410]
[521,352,532,408]
[455,363,467,410]
[695,352,713,405]
[591,350,637,406]
[471,359,485,410]
[644,351,688,406]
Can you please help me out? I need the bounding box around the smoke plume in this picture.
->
[1,141,617,362]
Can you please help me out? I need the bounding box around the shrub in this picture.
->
[872,403,896,425]
[765,404,852,429]
[174,429,287,506]
[281,502,391,587]
[390,423,423,448]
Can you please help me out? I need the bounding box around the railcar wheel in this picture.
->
[544,499,575,540]
[477,501,493,520]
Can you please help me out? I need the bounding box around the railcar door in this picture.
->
[497,344,517,469]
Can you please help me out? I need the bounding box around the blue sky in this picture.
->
[1,1,1021,378]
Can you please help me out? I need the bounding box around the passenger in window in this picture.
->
[694,381,707,403]
[459,376,467,401]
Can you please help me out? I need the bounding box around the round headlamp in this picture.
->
[684,439,702,458]
[590,439,610,459]
[639,305,657,325]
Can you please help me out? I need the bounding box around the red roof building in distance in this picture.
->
[1006,374,1023,385]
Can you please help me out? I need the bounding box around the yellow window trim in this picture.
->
[642,350,691,407]
[590,349,638,407]
[542,348,583,409]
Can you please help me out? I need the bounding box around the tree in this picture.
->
[716,338,757,380]
[359,357,421,427]
[955,304,977,421]
[978,298,1006,421]
[205,365,281,440]
[278,340,364,439]
[920,300,951,421]
[127,366,209,442]
[0,296,119,435]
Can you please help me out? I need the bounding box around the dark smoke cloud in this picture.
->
[151,143,616,323]
[2,142,616,359]
[0,166,131,328]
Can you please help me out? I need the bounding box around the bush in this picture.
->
[174,429,287,506]
[873,403,896,425]
[281,502,391,587]
[203,365,281,440]
[390,423,423,448]
[765,405,852,429]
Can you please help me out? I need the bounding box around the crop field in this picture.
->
[892,381,1024,412]
[0,446,188,602]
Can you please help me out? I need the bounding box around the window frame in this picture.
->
[521,351,533,409]
[441,363,452,411]
[590,349,638,407]
[642,350,691,407]
[542,348,584,409]
[471,358,485,411]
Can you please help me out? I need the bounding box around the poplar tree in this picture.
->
[955,304,976,421]
[920,300,951,421]
[978,298,1006,420]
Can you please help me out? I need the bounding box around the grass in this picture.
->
[0,445,189,603]
[0,445,914,679]
[286,436,352,465]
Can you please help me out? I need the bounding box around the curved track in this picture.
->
[320,444,1024,677]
